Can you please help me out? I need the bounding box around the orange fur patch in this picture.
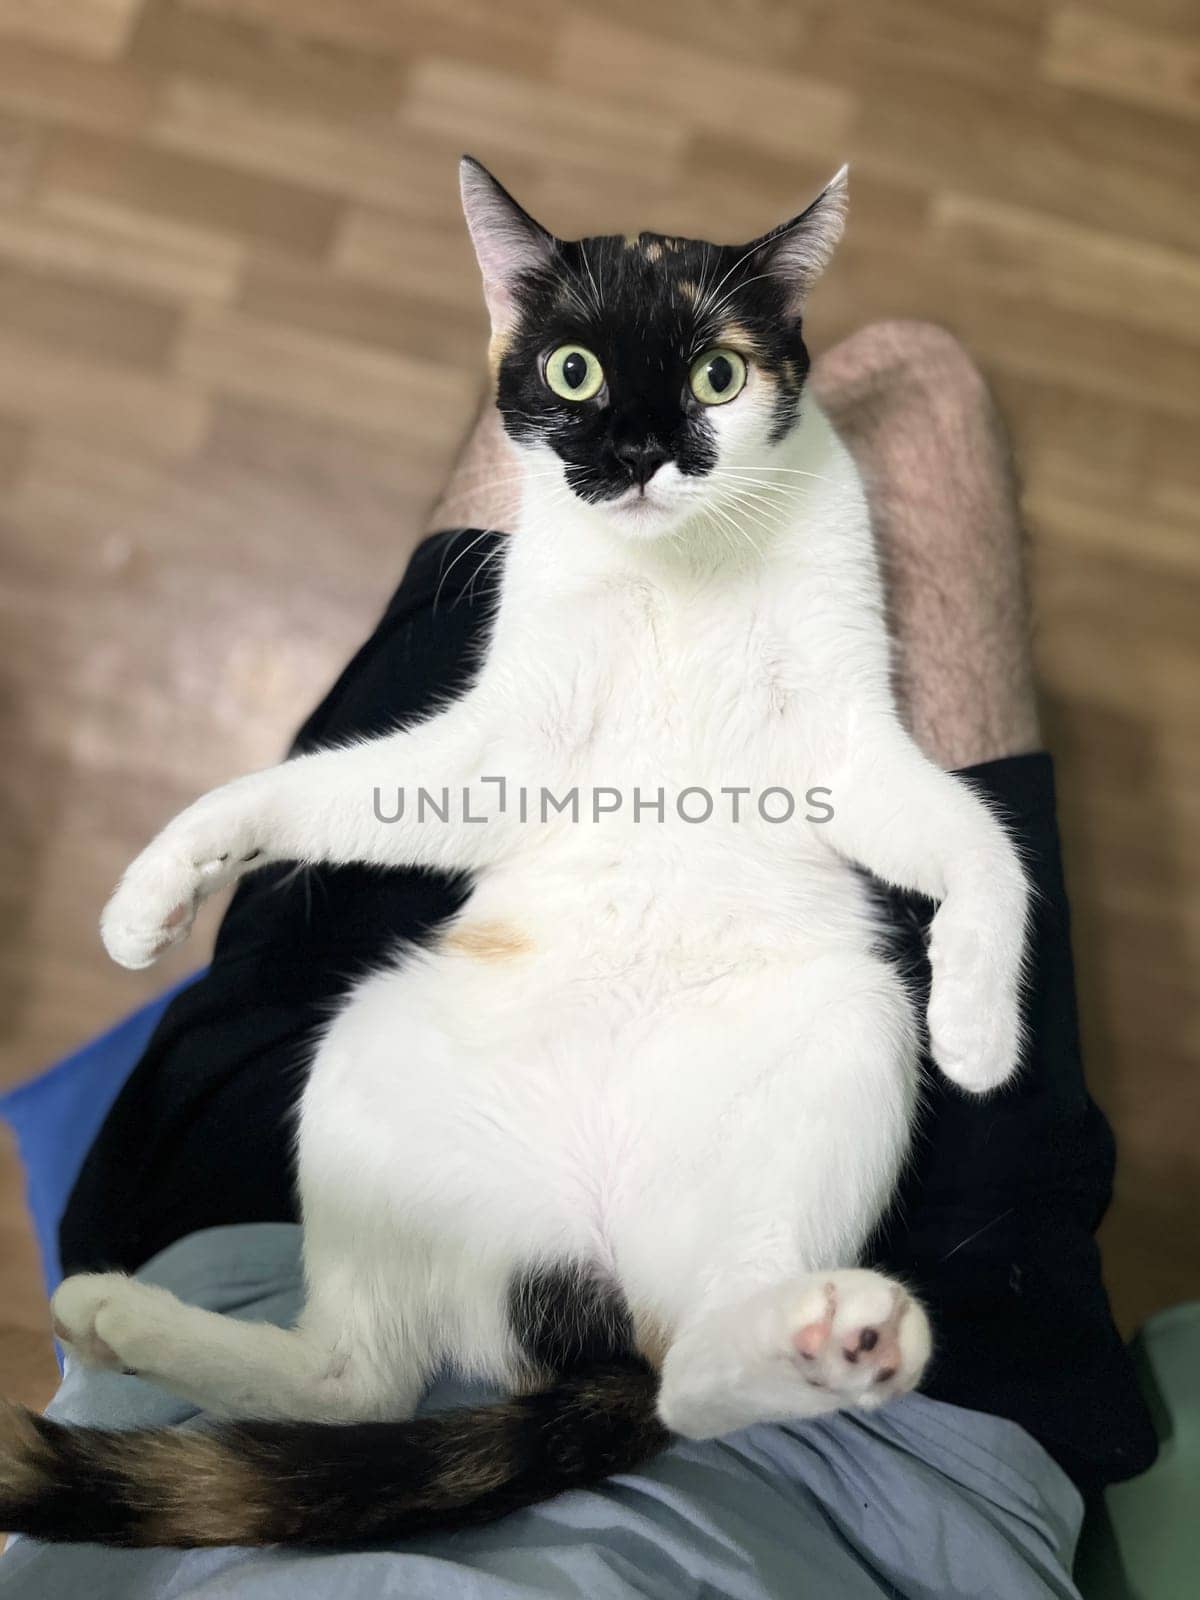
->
[444,921,534,962]
[487,331,511,384]
[715,322,763,360]
[632,1308,671,1371]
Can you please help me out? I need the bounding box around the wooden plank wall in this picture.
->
[0,0,1197,1410]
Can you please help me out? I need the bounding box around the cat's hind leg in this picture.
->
[657,1269,931,1439]
[49,1263,431,1424]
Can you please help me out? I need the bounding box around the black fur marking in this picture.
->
[496,229,810,500]
[509,1260,636,1373]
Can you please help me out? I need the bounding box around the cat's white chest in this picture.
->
[579,569,813,769]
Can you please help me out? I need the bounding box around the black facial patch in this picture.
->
[495,230,811,503]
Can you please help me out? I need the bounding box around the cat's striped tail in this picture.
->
[0,1362,667,1548]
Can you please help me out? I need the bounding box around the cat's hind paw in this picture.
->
[51,1273,183,1377]
[658,1268,932,1438]
[787,1269,930,1410]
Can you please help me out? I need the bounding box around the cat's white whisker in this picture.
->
[698,272,782,329]
[433,526,508,612]
[692,235,769,323]
[723,466,835,483]
[704,496,765,559]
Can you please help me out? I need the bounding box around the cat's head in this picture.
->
[460,157,847,543]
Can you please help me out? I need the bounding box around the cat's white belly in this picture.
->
[298,859,918,1344]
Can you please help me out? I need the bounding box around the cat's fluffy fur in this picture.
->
[0,160,1027,1548]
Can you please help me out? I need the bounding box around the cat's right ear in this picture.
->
[460,157,557,338]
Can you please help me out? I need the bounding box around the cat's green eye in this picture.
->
[544,344,605,402]
[689,348,747,406]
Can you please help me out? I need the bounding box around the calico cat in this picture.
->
[0,159,1027,1548]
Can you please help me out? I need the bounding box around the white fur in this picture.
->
[73,392,1027,1439]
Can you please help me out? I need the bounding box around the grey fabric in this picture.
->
[2,1225,1084,1599]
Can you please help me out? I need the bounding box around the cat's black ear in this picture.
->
[752,166,848,314]
[460,156,558,336]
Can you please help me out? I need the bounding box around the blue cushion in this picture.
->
[0,973,205,1295]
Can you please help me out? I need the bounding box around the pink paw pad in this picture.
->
[791,1279,909,1392]
[792,1282,837,1359]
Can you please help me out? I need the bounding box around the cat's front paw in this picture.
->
[100,791,265,969]
[927,903,1023,1093]
[101,851,202,970]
